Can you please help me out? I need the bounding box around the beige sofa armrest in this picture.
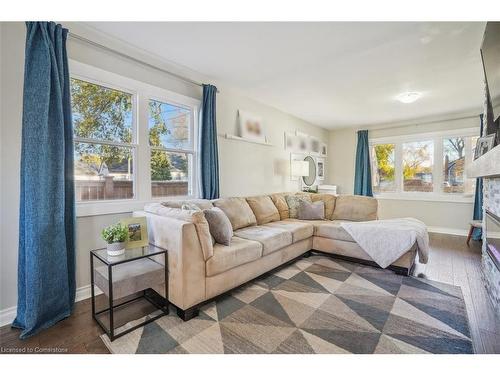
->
[134,211,206,310]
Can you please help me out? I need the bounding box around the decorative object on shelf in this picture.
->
[284,130,327,157]
[302,186,318,193]
[474,134,496,159]
[297,133,309,153]
[316,157,325,181]
[238,110,265,142]
[120,217,149,249]
[318,184,337,195]
[101,223,128,256]
[320,142,328,156]
[309,137,320,155]
[284,132,298,151]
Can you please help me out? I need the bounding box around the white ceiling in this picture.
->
[85,22,486,129]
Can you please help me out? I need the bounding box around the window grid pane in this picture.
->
[442,137,465,194]
[403,140,434,192]
[149,99,191,150]
[371,144,396,193]
[74,142,134,202]
[151,150,191,197]
[71,78,133,144]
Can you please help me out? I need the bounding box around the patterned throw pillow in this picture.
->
[285,194,312,219]
[182,203,202,211]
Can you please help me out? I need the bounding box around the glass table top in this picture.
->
[91,244,166,265]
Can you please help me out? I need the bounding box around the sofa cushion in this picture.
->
[285,194,312,219]
[206,237,263,277]
[314,221,355,242]
[298,200,325,220]
[270,193,289,220]
[263,220,313,243]
[246,195,280,225]
[144,203,214,260]
[162,199,214,210]
[213,197,257,230]
[234,225,292,255]
[203,207,233,246]
[331,195,378,221]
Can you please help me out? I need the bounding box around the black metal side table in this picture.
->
[90,244,168,341]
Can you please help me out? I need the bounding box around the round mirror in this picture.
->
[302,156,317,186]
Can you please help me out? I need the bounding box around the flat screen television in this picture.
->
[481,22,500,123]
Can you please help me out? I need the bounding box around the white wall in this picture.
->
[0,22,328,312]
[217,90,328,197]
[327,116,481,232]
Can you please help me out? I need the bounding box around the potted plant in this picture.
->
[101,223,128,256]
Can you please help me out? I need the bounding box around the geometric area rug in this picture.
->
[101,255,474,354]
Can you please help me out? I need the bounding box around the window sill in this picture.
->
[76,196,195,218]
[374,193,474,204]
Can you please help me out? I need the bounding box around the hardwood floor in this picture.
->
[0,233,499,354]
[413,233,500,354]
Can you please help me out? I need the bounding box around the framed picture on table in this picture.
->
[120,217,149,249]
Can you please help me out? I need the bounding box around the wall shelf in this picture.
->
[217,133,274,147]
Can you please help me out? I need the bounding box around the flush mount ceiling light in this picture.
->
[396,92,422,104]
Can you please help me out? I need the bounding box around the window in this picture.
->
[370,128,478,200]
[371,144,396,193]
[403,140,434,192]
[71,78,135,202]
[70,61,199,214]
[149,100,193,197]
[442,137,466,193]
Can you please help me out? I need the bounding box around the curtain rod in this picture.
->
[68,32,218,93]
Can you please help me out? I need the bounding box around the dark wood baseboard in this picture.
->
[310,249,415,276]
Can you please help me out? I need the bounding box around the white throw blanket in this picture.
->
[340,218,429,268]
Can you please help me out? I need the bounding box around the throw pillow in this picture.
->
[298,200,325,220]
[285,195,312,219]
[203,207,233,246]
[182,203,201,211]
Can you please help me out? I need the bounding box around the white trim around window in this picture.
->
[70,60,201,217]
[370,127,479,203]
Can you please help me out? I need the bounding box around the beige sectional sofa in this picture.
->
[134,193,417,320]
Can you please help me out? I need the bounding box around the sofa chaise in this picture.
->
[134,193,417,320]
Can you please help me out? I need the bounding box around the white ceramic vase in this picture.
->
[107,242,125,256]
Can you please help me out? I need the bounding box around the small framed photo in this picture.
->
[316,157,325,181]
[120,217,149,249]
[238,110,265,142]
[309,137,320,155]
[284,132,297,151]
[474,134,496,160]
[320,142,327,156]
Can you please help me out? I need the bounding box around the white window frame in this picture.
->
[369,128,478,203]
[70,60,200,217]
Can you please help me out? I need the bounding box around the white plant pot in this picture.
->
[107,242,125,256]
